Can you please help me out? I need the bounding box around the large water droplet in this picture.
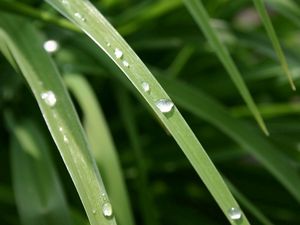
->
[114,48,123,59]
[141,82,150,93]
[41,91,57,107]
[43,40,59,53]
[155,99,174,113]
[228,207,242,220]
[102,202,113,218]
[122,60,129,68]
[74,12,86,22]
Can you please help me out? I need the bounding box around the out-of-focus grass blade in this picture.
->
[226,179,274,225]
[252,0,296,90]
[115,87,158,225]
[6,116,72,225]
[158,77,300,203]
[0,13,117,225]
[64,73,135,225]
[45,1,251,224]
[182,0,269,135]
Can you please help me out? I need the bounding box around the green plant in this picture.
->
[1,0,300,225]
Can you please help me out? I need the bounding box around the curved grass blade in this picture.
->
[182,0,269,135]
[0,13,117,225]
[158,77,300,203]
[252,0,296,90]
[6,116,72,225]
[64,73,135,225]
[45,1,251,224]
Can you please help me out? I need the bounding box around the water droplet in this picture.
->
[155,99,174,113]
[141,82,150,93]
[228,207,242,220]
[74,12,86,22]
[59,127,63,132]
[92,209,96,214]
[43,40,59,53]
[122,60,129,67]
[106,42,111,47]
[61,0,68,4]
[63,135,69,143]
[114,48,123,59]
[41,91,57,107]
[102,202,113,218]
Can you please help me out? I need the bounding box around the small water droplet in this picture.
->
[155,99,174,113]
[106,42,111,47]
[41,91,57,107]
[74,12,86,22]
[114,48,123,59]
[122,60,129,67]
[63,135,69,143]
[61,0,68,4]
[102,202,113,218]
[59,127,63,132]
[43,40,59,53]
[141,82,150,93]
[92,209,96,214]
[228,207,242,220]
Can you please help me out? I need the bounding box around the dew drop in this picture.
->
[74,12,86,22]
[122,60,129,68]
[61,0,68,4]
[106,42,111,47]
[228,207,242,220]
[43,40,59,53]
[102,202,113,218]
[63,135,69,143]
[155,99,174,113]
[59,127,63,132]
[114,48,123,59]
[141,82,150,93]
[41,91,57,107]
[92,209,96,214]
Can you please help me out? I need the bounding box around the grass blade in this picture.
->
[7,116,72,225]
[158,77,300,203]
[45,1,251,224]
[115,87,158,225]
[64,73,135,225]
[252,0,296,90]
[182,0,269,135]
[0,13,117,225]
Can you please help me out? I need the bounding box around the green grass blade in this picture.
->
[0,13,117,225]
[6,116,72,225]
[115,87,158,225]
[64,73,135,225]
[182,0,269,135]
[45,1,251,224]
[252,0,296,90]
[158,77,300,203]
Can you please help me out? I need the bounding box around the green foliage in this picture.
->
[1,0,300,225]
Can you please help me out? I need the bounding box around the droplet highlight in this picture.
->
[122,60,129,67]
[228,207,242,220]
[92,209,96,214]
[41,91,57,107]
[114,48,123,59]
[102,202,113,218]
[43,40,59,53]
[74,12,86,22]
[141,82,150,93]
[106,42,111,47]
[155,99,174,113]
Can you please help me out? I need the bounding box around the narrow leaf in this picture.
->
[182,0,269,135]
[45,1,251,224]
